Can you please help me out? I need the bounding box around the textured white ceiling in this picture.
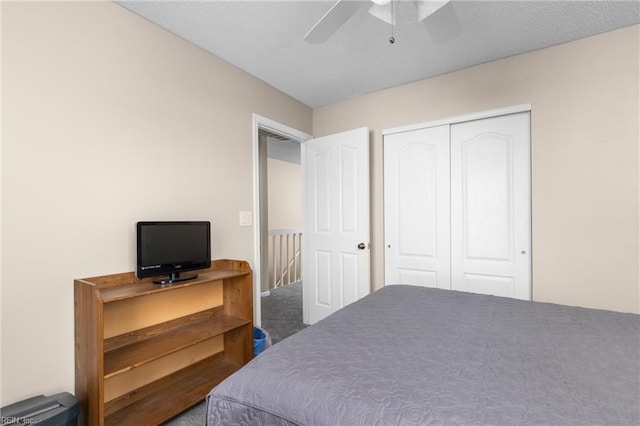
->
[117,1,639,108]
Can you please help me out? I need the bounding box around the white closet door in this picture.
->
[384,125,451,288]
[450,112,531,300]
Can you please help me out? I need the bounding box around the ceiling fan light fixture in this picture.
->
[368,3,395,25]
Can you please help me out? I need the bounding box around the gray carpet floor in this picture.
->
[162,282,307,425]
[260,281,308,344]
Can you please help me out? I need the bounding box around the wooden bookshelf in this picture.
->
[74,259,253,425]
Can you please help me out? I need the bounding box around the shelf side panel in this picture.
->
[223,270,254,365]
[74,280,105,426]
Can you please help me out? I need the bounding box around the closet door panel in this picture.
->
[384,125,450,288]
[462,133,512,261]
[450,112,531,300]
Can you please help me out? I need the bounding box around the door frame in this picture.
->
[382,104,532,135]
[252,114,312,326]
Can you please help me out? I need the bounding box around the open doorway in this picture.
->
[260,130,306,343]
[252,114,311,343]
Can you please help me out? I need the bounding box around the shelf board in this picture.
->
[104,306,221,353]
[100,269,250,303]
[104,353,242,425]
[104,310,250,378]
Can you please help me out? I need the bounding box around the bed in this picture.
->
[207,285,639,425]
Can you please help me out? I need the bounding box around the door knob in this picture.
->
[357,242,366,250]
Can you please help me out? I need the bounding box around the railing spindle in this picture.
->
[272,235,277,289]
[267,228,303,291]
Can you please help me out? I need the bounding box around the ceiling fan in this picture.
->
[304,0,461,45]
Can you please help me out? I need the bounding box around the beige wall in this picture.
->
[267,158,302,230]
[1,2,311,405]
[314,25,639,315]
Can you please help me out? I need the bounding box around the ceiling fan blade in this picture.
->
[422,1,461,44]
[304,0,367,44]
[414,0,449,22]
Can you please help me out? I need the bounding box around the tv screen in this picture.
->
[136,221,211,284]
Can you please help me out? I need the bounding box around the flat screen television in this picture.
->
[136,221,211,284]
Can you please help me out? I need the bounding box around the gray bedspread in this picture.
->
[207,285,640,425]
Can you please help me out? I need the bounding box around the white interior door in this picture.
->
[450,112,531,300]
[384,125,451,288]
[303,127,370,324]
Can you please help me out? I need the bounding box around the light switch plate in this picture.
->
[239,211,252,227]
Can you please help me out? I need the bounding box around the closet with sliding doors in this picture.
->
[383,107,531,300]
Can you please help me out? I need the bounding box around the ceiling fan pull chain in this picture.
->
[389,0,396,44]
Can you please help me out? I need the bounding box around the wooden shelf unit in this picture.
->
[74,259,253,425]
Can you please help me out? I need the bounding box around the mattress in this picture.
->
[207,285,640,425]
